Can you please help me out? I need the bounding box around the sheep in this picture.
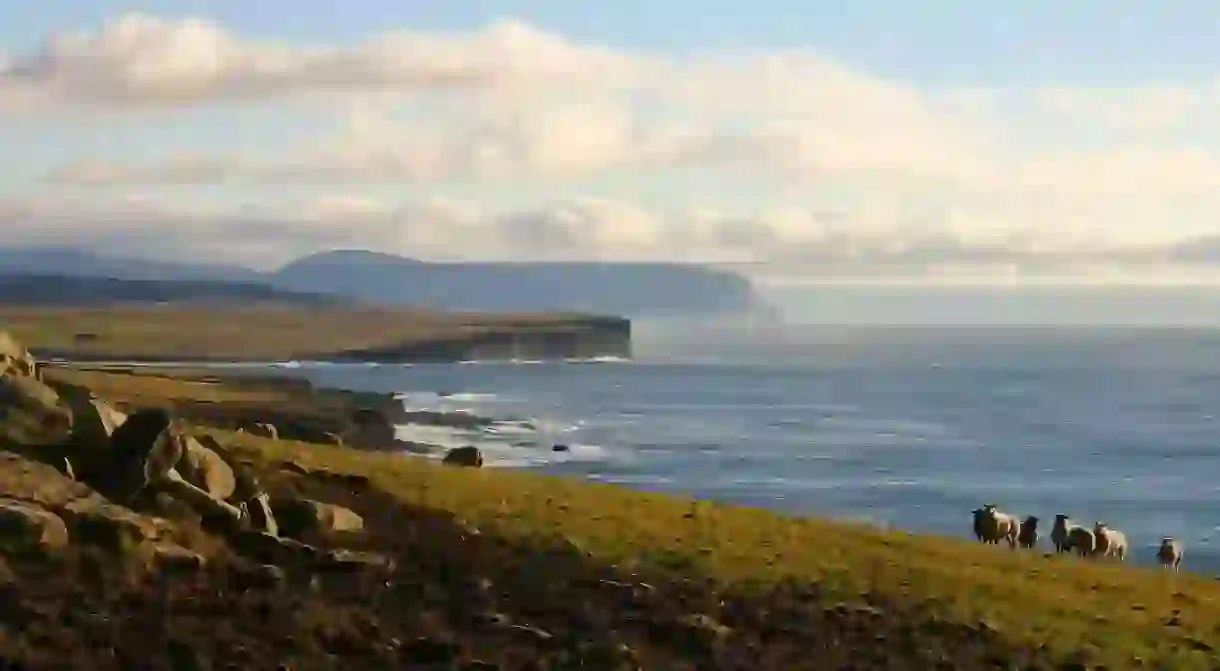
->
[971,507,989,543]
[1051,514,1080,554]
[1066,526,1096,558]
[1157,537,1184,572]
[1093,522,1128,562]
[979,504,1019,549]
[1018,516,1039,549]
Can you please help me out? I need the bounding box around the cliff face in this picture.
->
[309,317,632,363]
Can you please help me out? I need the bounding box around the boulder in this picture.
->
[246,423,278,440]
[0,373,72,443]
[0,331,36,378]
[60,499,162,552]
[147,543,207,573]
[176,436,236,500]
[104,408,185,500]
[196,434,261,500]
[318,548,397,575]
[0,498,69,553]
[273,498,364,539]
[66,396,128,450]
[240,492,278,536]
[231,530,319,568]
[443,446,483,468]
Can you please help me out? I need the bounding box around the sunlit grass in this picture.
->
[205,429,1220,669]
[0,305,615,360]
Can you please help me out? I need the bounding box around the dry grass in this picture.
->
[209,431,1220,669]
[0,305,618,360]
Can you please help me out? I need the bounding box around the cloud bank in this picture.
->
[5,14,1220,281]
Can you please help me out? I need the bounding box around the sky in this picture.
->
[7,2,1220,285]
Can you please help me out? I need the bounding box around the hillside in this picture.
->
[0,349,1215,668]
[0,247,767,317]
[271,250,766,316]
[0,305,630,362]
[0,273,339,307]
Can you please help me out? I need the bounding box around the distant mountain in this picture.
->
[270,250,768,317]
[0,247,769,317]
[0,273,339,307]
[0,248,261,282]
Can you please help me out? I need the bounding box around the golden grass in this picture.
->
[0,305,618,360]
[207,431,1220,669]
[30,366,1219,667]
[43,367,287,407]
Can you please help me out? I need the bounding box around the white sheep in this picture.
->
[1092,522,1128,562]
[980,504,1019,549]
[1066,526,1096,557]
[1157,537,1184,571]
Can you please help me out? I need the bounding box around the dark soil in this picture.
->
[0,466,1061,671]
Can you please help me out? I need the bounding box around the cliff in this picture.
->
[0,306,631,363]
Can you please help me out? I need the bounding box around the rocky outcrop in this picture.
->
[0,498,69,553]
[274,497,364,538]
[443,445,483,468]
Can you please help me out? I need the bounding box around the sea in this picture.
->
[236,323,1220,574]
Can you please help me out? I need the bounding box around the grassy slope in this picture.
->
[0,305,618,360]
[19,366,1220,668]
[210,433,1220,669]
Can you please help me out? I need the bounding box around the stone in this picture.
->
[176,436,236,500]
[104,408,184,500]
[274,498,364,538]
[320,549,396,575]
[231,531,319,568]
[443,446,483,468]
[61,499,162,552]
[66,396,128,450]
[0,372,72,444]
[240,492,278,536]
[148,543,207,573]
[0,498,69,553]
[247,423,279,440]
[0,331,36,378]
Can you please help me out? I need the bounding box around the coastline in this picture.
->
[3,341,1220,666]
[0,305,632,363]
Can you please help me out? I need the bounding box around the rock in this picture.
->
[274,498,364,538]
[148,543,207,573]
[196,434,262,499]
[0,331,36,378]
[321,432,344,446]
[104,408,185,500]
[319,549,396,575]
[231,562,287,590]
[59,457,75,481]
[0,372,61,412]
[0,555,15,590]
[176,436,236,500]
[443,446,483,468]
[0,372,72,443]
[231,531,319,568]
[65,396,128,450]
[0,498,69,553]
[552,444,570,453]
[246,423,278,440]
[240,492,278,536]
[400,637,462,666]
[61,499,161,552]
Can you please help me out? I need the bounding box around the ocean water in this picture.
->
[264,326,1220,574]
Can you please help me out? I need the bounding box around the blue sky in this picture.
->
[4,1,1220,285]
[8,0,1220,84]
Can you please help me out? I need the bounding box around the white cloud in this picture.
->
[0,14,641,107]
[9,14,1220,282]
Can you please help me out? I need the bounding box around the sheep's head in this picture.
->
[1094,521,1109,531]
[1025,515,1039,525]
[982,503,997,512]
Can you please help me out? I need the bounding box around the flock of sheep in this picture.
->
[971,504,1185,571]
